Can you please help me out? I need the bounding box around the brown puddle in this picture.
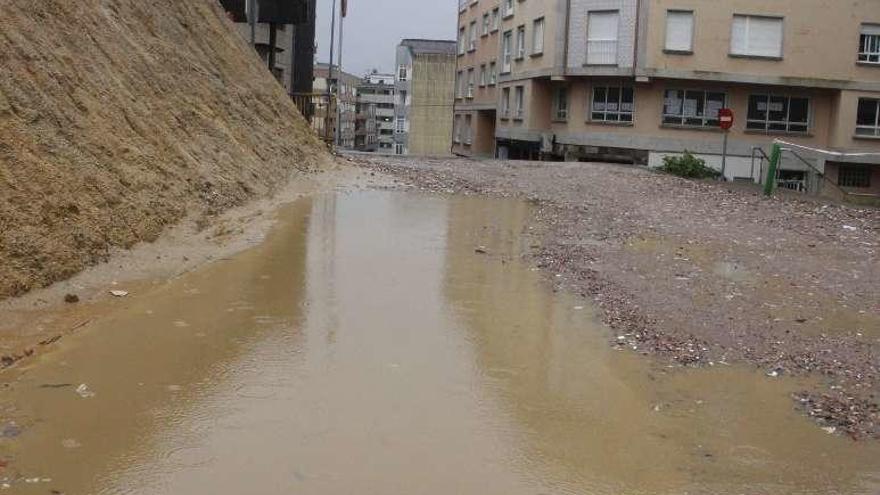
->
[1,190,879,494]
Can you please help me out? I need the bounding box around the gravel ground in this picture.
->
[349,154,880,440]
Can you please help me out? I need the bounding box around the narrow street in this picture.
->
[3,185,880,494]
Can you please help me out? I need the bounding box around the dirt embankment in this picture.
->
[353,154,880,439]
[0,0,327,300]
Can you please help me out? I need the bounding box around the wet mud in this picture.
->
[1,191,879,494]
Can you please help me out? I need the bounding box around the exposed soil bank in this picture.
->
[0,0,327,300]
[351,154,880,439]
[0,164,389,374]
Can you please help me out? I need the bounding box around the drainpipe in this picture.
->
[450,4,463,157]
[562,0,571,75]
[632,0,641,78]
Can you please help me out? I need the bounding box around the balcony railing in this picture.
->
[586,40,618,65]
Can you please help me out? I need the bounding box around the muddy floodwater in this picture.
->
[2,191,880,494]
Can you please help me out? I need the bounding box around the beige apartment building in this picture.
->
[454,0,880,199]
[395,39,458,156]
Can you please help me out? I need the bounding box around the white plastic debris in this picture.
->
[842,225,857,231]
[822,426,837,434]
[75,383,95,398]
[109,290,129,297]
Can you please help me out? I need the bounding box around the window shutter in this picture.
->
[749,17,783,57]
[731,15,783,57]
[587,11,620,64]
[863,24,880,36]
[588,11,619,41]
[665,11,693,51]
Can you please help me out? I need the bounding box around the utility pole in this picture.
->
[336,6,345,148]
[248,0,256,45]
[327,0,337,145]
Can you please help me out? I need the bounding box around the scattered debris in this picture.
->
[350,154,880,438]
[109,290,129,297]
[1,424,21,439]
[64,293,80,304]
[75,384,95,398]
[474,246,488,254]
[38,335,63,346]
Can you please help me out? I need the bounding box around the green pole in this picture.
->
[764,143,782,197]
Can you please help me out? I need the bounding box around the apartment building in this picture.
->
[452,0,502,156]
[395,39,458,156]
[314,63,360,149]
[455,0,880,199]
[355,99,378,152]
[221,0,316,96]
[357,73,396,153]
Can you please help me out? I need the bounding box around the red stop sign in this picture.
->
[718,108,734,130]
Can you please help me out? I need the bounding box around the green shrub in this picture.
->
[660,151,721,179]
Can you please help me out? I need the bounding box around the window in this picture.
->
[469,21,477,51]
[398,90,407,106]
[731,15,783,58]
[665,10,694,53]
[491,8,500,31]
[592,86,634,122]
[501,87,511,118]
[746,94,809,133]
[455,71,463,97]
[587,11,620,65]
[465,115,474,145]
[502,0,514,18]
[454,116,462,143]
[482,13,490,36]
[395,143,405,155]
[458,27,466,55]
[479,64,487,86]
[662,89,726,127]
[553,87,569,121]
[514,86,524,119]
[857,98,880,137]
[838,165,872,188]
[532,18,545,55]
[467,69,475,98]
[489,61,497,85]
[395,117,405,133]
[515,25,526,59]
[860,24,880,64]
[502,31,513,72]
[397,65,408,81]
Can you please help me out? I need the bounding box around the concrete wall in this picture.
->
[825,161,880,198]
[829,90,880,155]
[498,0,564,81]
[567,0,638,69]
[454,0,501,157]
[642,0,880,90]
[408,53,456,156]
[234,22,295,93]
[500,76,848,157]
[394,45,414,153]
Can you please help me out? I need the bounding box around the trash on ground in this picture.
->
[75,384,95,398]
[1,424,21,439]
[109,290,129,297]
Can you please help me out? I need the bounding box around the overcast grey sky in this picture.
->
[314,0,458,77]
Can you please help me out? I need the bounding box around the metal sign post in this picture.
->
[718,108,734,181]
